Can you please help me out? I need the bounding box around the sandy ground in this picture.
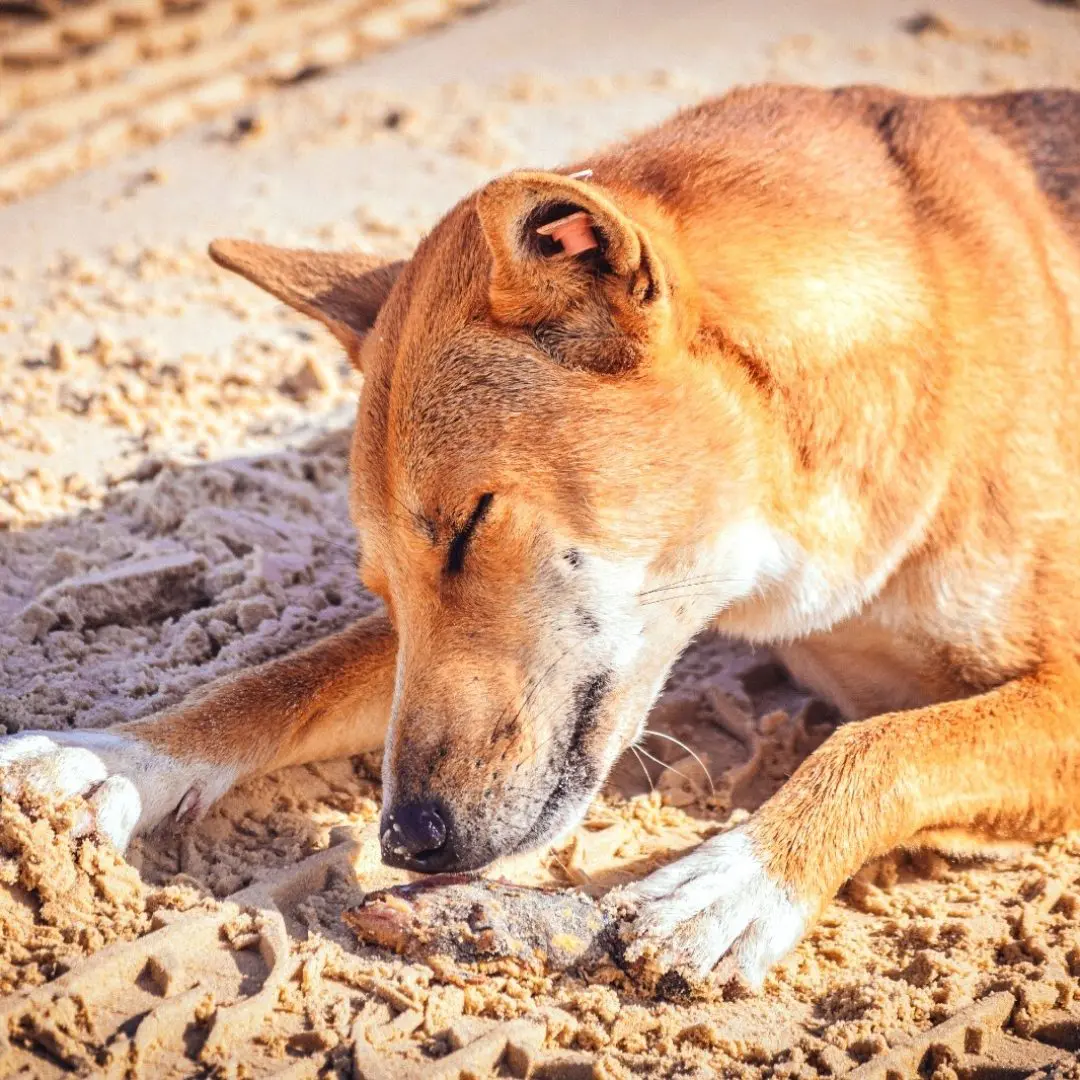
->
[3,0,1080,1076]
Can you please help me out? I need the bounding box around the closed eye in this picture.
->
[446,493,494,575]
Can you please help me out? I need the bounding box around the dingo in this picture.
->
[5,85,1079,986]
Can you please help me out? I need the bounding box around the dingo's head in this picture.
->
[210,168,787,872]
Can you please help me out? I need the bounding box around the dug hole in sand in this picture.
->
[3,0,1080,1076]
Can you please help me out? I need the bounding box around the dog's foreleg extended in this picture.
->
[627,658,1080,986]
[0,614,397,847]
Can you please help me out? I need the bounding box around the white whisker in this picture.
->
[630,745,655,793]
[642,729,715,794]
[633,743,698,791]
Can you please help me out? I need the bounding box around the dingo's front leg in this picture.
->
[0,614,397,848]
[626,660,1080,987]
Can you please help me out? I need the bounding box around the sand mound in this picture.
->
[0,794,148,996]
[0,793,211,997]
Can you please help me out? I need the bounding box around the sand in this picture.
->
[3,0,1080,1076]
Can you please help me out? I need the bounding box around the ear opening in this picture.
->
[528,204,604,261]
[208,238,405,366]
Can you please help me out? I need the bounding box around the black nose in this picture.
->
[380,799,455,872]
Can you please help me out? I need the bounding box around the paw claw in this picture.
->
[174,786,203,826]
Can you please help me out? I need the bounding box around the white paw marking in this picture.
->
[623,827,809,989]
[0,729,237,850]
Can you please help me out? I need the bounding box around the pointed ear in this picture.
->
[208,239,405,366]
[475,170,667,326]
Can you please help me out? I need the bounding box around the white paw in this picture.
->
[622,827,809,989]
[0,729,237,850]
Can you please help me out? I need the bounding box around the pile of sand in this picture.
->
[0,791,212,997]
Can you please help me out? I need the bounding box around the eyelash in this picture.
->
[445,493,494,575]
